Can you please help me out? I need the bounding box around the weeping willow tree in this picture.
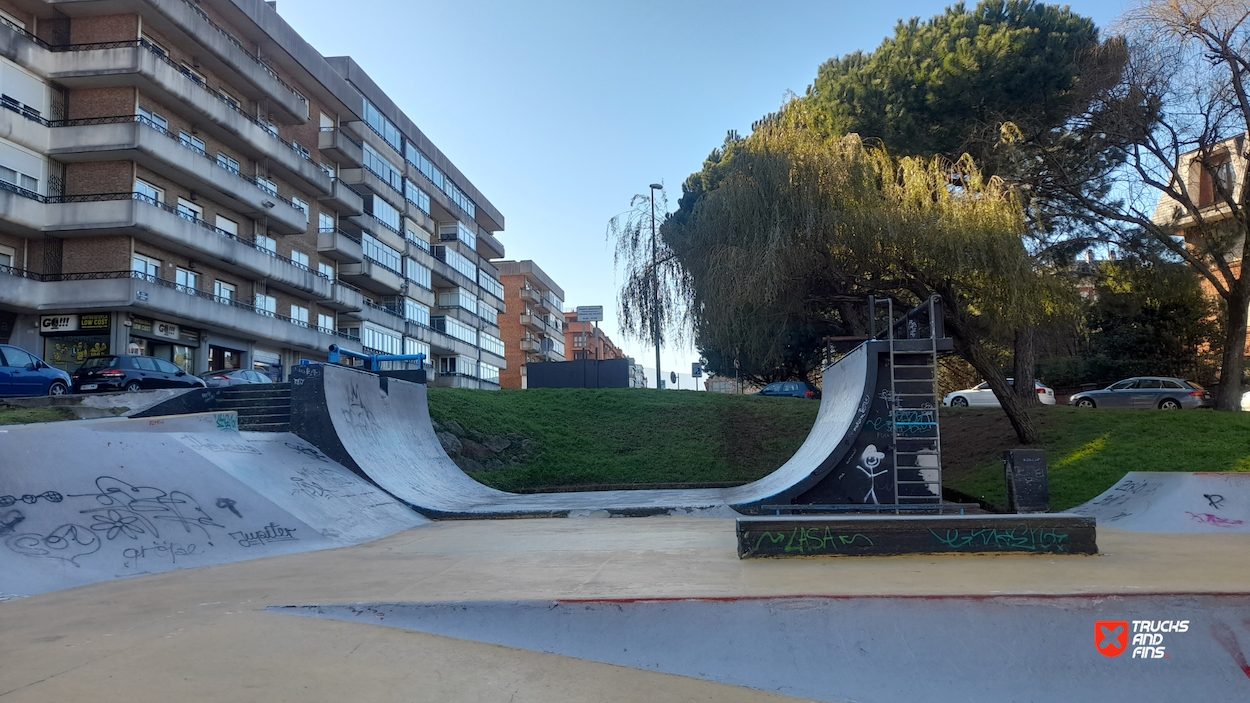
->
[659,112,1047,443]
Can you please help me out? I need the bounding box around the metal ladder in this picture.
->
[874,297,943,505]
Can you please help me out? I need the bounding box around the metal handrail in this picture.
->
[318,226,362,244]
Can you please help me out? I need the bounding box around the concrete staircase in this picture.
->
[214,383,292,432]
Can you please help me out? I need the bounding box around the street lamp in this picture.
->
[649,183,663,388]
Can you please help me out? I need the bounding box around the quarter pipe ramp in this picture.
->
[1071,472,1250,532]
[0,412,425,597]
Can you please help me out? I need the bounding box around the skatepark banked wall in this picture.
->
[0,412,426,597]
[289,340,942,519]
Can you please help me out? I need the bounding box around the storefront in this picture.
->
[253,348,284,381]
[126,316,201,373]
[40,313,112,373]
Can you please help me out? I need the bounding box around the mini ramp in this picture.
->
[290,336,945,519]
[0,412,425,597]
[1071,472,1250,532]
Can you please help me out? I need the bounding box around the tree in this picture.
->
[1042,0,1250,410]
[606,189,681,378]
[659,114,1045,443]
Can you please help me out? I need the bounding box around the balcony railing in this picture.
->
[0,20,316,166]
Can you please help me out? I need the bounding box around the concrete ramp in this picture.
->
[0,412,425,597]
[1071,472,1250,532]
[290,342,912,518]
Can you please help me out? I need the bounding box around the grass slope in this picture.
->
[0,406,77,425]
[427,388,819,492]
[942,407,1250,511]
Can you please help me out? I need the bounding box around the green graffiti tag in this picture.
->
[928,525,1070,553]
[752,527,875,555]
[215,413,238,431]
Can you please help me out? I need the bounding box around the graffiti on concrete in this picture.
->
[0,492,63,507]
[751,528,874,555]
[7,524,101,566]
[1186,512,1245,528]
[0,510,26,535]
[929,525,1071,553]
[122,541,200,569]
[182,434,262,455]
[229,522,298,548]
[856,445,888,504]
[1204,494,1225,510]
[71,476,223,539]
[216,498,242,518]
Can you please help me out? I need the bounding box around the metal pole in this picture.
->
[650,187,660,388]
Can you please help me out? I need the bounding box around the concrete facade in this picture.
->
[496,259,565,389]
[0,0,505,385]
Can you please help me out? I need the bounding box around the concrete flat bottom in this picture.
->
[2,517,1249,702]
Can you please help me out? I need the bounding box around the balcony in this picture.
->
[47,116,308,234]
[339,257,403,295]
[520,314,545,332]
[317,179,364,217]
[339,167,403,210]
[321,282,364,313]
[0,268,354,354]
[318,128,364,168]
[477,229,505,259]
[27,38,330,195]
[343,299,405,329]
[345,213,405,253]
[519,288,542,308]
[519,339,540,353]
[317,228,364,263]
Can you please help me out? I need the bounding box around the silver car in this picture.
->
[1069,377,1212,410]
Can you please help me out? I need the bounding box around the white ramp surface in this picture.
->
[1071,472,1250,532]
[0,413,424,597]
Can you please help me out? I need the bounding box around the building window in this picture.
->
[137,106,167,132]
[256,177,277,197]
[318,261,334,279]
[433,316,477,346]
[439,221,476,250]
[180,62,206,85]
[438,287,477,312]
[175,268,199,293]
[318,212,335,232]
[217,153,240,174]
[216,216,238,237]
[404,337,430,360]
[479,362,500,384]
[367,194,401,232]
[0,163,37,194]
[0,244,14,268]
[133,253,161,279]
[318,313,335,333]
[478,301,498,325]
[404,179,430,214]
[478,271,504,299]
[179,131,206,155]
[480,332,505,357]
[404,298,430,326]
[438,246,476,281]
[176,198,202,222]
[291,197,309,219]
[254,293,276,317]
[406,221,432,251]
[291,250,309,270]
[438,355,479,377]
[141,35,168,57]
[361,323,402,354]
[292,141,310,160]
[363,143,403,191]
[290,305,309,327]
[134,180,163,205]
[363,99,402,153]
[215,280,236,302]
[404,257,431,289]
[362,234,402,272]
[255,234,276,255]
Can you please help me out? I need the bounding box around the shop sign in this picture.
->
[153,320,180,340]
[40,315,78,333]
[79,314,111,331]
[131,318,152,333]
[253,349,282,365]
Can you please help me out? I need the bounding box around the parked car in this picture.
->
[944,379,1056,407]
[71,355,207,393]
[1243,390,1250,412]
[757,381,822,399]
[200,369,273,387]
[1069,377,1211,410]
[0,344,71,397]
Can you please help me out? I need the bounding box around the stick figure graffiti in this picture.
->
[856,445,888,504]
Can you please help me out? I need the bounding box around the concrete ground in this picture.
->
[2,516,1249,702]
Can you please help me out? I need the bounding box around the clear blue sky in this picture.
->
[282,0,1131,388]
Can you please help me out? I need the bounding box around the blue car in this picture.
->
[0,344,72,397]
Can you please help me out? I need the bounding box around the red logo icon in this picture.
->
[1096,621,1129,658]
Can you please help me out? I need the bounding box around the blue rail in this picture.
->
[328,344,425,371]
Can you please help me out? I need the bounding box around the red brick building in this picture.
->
[562,311,623,360]
[495,260,564,389]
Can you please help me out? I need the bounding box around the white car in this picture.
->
[1242,390,1250,411]
[944,379,1056,407]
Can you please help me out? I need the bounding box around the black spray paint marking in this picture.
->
[1205,494,1225,510]
[229,523,298,547]
[0,491,64,507]
[216,498,242,518]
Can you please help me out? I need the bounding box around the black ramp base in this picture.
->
[737,514,1097,558]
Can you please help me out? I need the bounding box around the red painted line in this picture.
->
[1211,622,1250,680]
[556,592,1250,605]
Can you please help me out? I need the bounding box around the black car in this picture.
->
[72,355,207,393]
[757,381,822,399]
[200,369,273,387]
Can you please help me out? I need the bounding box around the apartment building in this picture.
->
[0,0,506,387]
[562,310,623,360]
[495,260,564,389]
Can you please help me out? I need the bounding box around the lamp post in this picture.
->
[649,183,662,388]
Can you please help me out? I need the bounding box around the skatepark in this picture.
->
[3,311,1250,701]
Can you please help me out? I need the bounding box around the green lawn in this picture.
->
[0,406,78,426]
[427,388,820,492]
[941,406,1250,511]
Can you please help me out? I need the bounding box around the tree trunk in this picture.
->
[1012,327,1041,407]
[944,309,1040,445]
[1215,291,1249,411]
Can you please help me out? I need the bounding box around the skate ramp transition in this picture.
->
[0,412,426,597]
[1071,472,1250,532]
[290,338,941,518]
